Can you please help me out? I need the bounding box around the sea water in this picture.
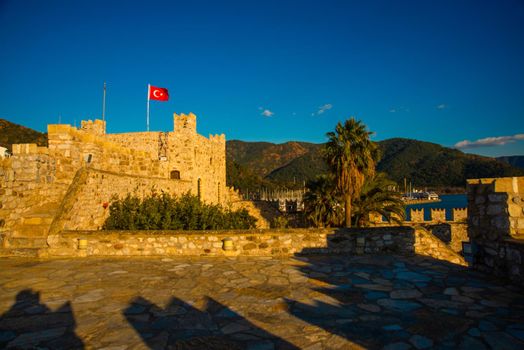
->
[405,194,467,221]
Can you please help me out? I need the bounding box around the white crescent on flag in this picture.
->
[148,85,169,101]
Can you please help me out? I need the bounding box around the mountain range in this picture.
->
[226,138,524,192]
[0,119,47,151]
[1,118,523,191]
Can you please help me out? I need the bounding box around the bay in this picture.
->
[406,194,467,221]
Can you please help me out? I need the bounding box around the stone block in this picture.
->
[23,217,42,225]
[491,216,510,231]
[488,194,506,203]
[487,204,504,216]
[493,178,515,193]
[506,248,522,264]
[243,243,256,250]
[475,196,486,204]
[508,203,524,217]
[12,144,38,155]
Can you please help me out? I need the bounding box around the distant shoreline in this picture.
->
[403,199,442,205]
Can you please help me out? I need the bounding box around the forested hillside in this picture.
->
[0,119,47,151]
[227,138,524,191]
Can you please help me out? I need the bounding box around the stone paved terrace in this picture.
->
[0,255,523,349]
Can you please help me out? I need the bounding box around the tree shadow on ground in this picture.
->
[0,289,84,349]
[285,230,524,349]
[124,295,298,350]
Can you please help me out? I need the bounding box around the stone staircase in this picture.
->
[1,202,60,257]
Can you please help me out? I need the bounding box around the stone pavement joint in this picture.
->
[0,254,523,349]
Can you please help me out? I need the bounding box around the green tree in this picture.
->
[352,173,405,227]
[303,174,343,228]
[325,117,378,227]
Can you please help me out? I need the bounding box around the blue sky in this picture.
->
[1,0,523,157]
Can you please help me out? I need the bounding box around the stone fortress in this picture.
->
[1,113,523,285]
[0,113,234,253]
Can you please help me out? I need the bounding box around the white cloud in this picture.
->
[436,104,447,110]
[261,109,274,117]
[454,134,524,149]
[314,104,333,116]
[389,108,396,113]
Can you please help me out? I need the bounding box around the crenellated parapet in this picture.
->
[208,133,226,144]
[80,119,106,135]
[410,209,424,223]
[174,112,197,134]
[452,208,467,222]
[430,208,446,222]
[371,207,468,225]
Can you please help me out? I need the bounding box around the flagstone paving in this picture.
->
[0,254,523,349]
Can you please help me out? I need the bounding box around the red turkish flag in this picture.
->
[149,86,169,101]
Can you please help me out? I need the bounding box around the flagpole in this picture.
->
[146,84,150,131]
[102,82,106,122]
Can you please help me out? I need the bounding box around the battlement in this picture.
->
[430,208,446,222]
[12,144,49,155]
[174,112,197,134]
[208,134,226,143]
[369,207,468,225]
[47,123,149,159]
[410,208,424,223]
[452,208,467,222]
[81,119,106,135]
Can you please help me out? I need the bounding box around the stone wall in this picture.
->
[0,146,70,247]
[428,223,468,253]
[106,113,227,206]
[369,207,468,254]
[49,168,193,234]
[46,227,465,265]
[371,207,468,225]
[0,113,230,251]
[467,176,524,285]
[47,123,165,179]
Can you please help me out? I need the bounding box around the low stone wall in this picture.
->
[428,223,468,253]
[46,227,465,265]
[372,221,468,254]
[414,226,466,265]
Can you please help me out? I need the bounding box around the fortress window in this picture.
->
[170,170,180,180]
[197,178,202,200]
[84,154,92,164]
[210,157,212,165]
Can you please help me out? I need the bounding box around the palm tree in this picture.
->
[352,173,406,227]
[325,117,378,227]
[303,174,343,228]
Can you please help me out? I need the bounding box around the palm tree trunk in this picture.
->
[345,195,352,228]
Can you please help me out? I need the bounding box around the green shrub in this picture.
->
[271,216,289,229]
[103,192,257,230]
